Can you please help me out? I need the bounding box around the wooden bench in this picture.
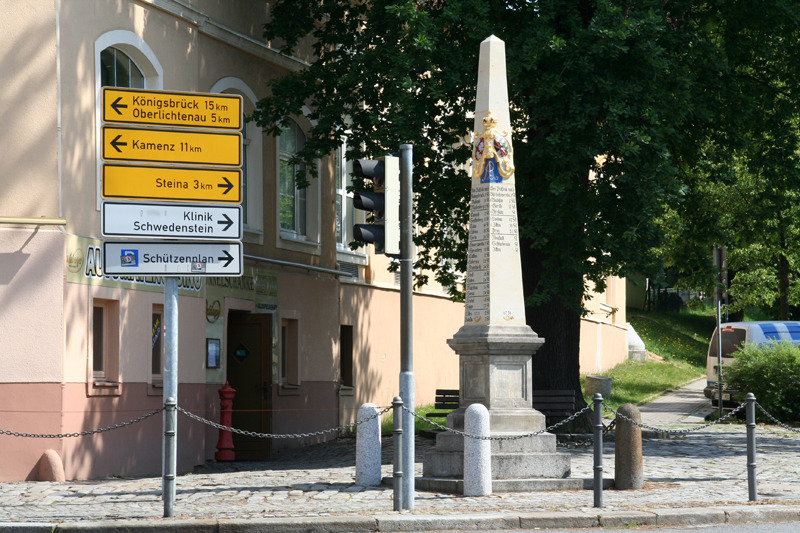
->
[428,389,577,419]
[427,389,460,419]
[532,389,576,418]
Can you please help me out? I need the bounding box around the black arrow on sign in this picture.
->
[111,97,128,115]
[110,135,127,153]
[217,213,234,232]
[218,176,234,195]
[218,250,234,267]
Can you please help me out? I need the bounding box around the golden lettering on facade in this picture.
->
[66,249,84,273]
[206,299,221,323]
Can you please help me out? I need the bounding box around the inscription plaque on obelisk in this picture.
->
[420,35,572,492]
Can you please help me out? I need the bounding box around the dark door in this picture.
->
[226,312,272,460]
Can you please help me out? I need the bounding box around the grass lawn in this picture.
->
[380,308,719,432]
[589,308,713,411]
[380,403,448,435]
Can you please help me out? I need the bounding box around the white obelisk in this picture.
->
[448,35,543,418]
[421,36,571,491]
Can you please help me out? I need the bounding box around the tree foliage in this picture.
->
[253,1,800,415]
[653,2,800,319]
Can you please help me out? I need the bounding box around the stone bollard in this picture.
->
[585,375,612,399]
[615,403,643,490]
[355,403,382,486]
[464,403,491,496]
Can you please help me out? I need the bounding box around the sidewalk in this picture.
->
[1,382,799,532]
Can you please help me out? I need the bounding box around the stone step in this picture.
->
[412,476,614,493]
[432,431,557,453]
[422,449,572,479]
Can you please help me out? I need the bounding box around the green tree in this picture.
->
[654,4,800,320]
[253,0,799,420]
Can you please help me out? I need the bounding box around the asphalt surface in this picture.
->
[2,378,799,532]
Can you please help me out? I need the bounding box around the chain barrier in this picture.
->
[755,402,800,433]
[176,405,392,439]
[0,407,164,439]
[0,398,797,443]
[603,401,747,436]
[400,403,595,441]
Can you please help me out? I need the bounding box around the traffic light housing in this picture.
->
[352,155,400,255]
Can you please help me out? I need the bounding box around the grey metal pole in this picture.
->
[392,396,404,511]
[717,301,723,420]
[593,393,604,508]
[746,392,757,502]
[399,144,415,510]
[163,276,179,517]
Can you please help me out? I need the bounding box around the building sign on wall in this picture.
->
[65,235,203,295]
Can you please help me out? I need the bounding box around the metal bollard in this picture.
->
[392,396,404,511]
[593,393,604,508]
[746,393,757,502]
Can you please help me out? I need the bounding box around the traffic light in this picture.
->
[352,155,400,255]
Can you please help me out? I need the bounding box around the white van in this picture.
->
[705,321,800,405]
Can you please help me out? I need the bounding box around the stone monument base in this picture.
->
[418,406,574,493]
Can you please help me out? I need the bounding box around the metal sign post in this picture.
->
[99,86,243,519]
[163,277,179,517]
[399,144,415,510]
[717,300,723,420]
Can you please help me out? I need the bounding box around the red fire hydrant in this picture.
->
[215,381,236,461]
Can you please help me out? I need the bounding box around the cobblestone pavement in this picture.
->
[0,422,798,524]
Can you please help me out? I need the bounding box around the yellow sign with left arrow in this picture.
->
[102,87,242,130]
[101,126,242,167]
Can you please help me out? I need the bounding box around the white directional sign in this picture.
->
[103,241,242,276]
[102,201,242,240]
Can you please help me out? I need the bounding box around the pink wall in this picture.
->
[60,383,209,480]
[0,384,62,481]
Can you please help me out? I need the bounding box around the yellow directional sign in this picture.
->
[102,126,242,167]
[102,164,241,203]
[102,87,242,130]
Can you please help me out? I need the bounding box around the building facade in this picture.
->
[0,0,626,482]
[0,0,467,481]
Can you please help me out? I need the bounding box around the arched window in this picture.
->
[279,121,308,237]
[210,78,264,240]
[100,47,144,88]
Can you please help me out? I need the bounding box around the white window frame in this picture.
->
[94,31,163,210]
[335,139,368,266]
[89,298,120,395]
[210,77,263,243]
[276,115,321,254]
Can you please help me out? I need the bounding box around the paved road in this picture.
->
[0,380,798,531]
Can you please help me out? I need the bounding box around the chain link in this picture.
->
[401,404,595,441]
[177,405,392,439]
[604,401,746,435]
[2,398,797,443]
[755,402,800,433]
[0,407,164,439]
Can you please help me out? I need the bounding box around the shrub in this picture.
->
[724,341,800,422]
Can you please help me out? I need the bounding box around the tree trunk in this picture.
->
[520,243,591,432]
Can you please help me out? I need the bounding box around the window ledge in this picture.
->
[148,380,164,396]
[93,380,120,388]
[338,385,355,397]
[336,248,368,266]
[278,232,321,255]
[88,381,122,397]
